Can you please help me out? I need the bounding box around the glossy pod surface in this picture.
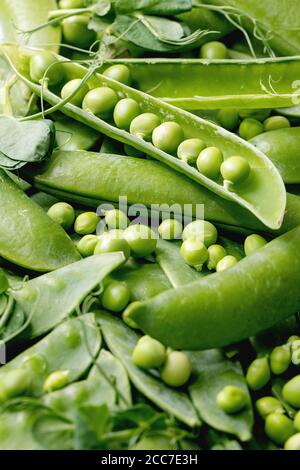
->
[130,226,300,350]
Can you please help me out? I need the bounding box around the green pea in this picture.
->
[82,87,119,119]
[177,138,206,164]
[284,433,300,450]
[216,255,238,272]
[94,234,130,260]
[132,335,166,369]
[122,302,141,329]
[221,156,251,187]
[294,411,300,431]
[23,354,48,376]
[207,244,227,271]
[0,269,9,295]
[216,385,248,414]
[239,118,264,140]
[124,224,157,257]
[182,220,218,247]
[130,113,161,141]
[158,219,183,240]
[244,234,267,256]
[43,370,69,393]
[74,212,99,235]
[113,98,140,130]
[282,375,300,408]
[256,397,285,419]
[265,413,295,445]
[102,281,130,312]
[30,51,63,86]
[60,78,89,107]
[62,15,96,49]
[59,0,85,7]
[217,109,239,130]
[104,209,129,230]
[0,369,31,402]
[270,345,291,375]
[238,109,271,122]
[124,144,145,158]
[246,357,271,391]
[287,335,300,344]
[77,235,99,257]
[161,351,192,388]
[47,202,75,230]
[197,146,223,179]
[264,116,291,132]
[152,122,184,154]
[180,239,208,271]
[200,41,228,59]
[103,64,131,86]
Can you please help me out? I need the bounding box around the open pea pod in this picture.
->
[0,168,80,272]
[97,312,200,428]
[9,253,125,341]
[188,350,253,442]
[0,314,101,396]
[99,57,300,110]
[2,45,286,230]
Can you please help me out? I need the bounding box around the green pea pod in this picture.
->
[0,409,43,450]
[25,150,300,235]
[250,128,300,184]
[99,57,300,110]
[3,45,286,230]
[97,311,200,428]
[130,226,300,350]
[9,253,125,341]
[188,349,253,442]
[0,314,101,396]
[54,117,100,152]
[0,169,80,272]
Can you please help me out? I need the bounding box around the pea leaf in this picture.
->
[92,0,112,17]
[73,404,112,450]
[114,0,192,15]
[32,412,74,450]
[114,1,160,14]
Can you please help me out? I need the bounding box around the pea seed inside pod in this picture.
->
[197,147,223,179]
[82,87,119,119]
[103,64,132,86]
[130,113,161,141]
[221,156,251,190]
[177,138,206,164]
[152,122,184,154]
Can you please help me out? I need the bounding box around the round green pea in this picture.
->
[94,235,130,260]
[244,234,267,256]
[216,385,248,414]
[30,51,63,86]
[152,122,184,154]
[177,138,206,164]
[197,146,223,179]
[264,116,291,132]
[102,281,130,313]
[130,113,161,141]
[124,144,145,158]
[217,109,239,130]
[265,413,295,445]
[284,433,300,450]
[82,87,119,119]
[207,244,227,271]
[158,219,183,240]
[282,375,300,408]
[122,302,141,329]
[47,202,75,230]
[182,220,218,247]
[200,41,228,59]
[104,209,129,230]
[246,357,271,391]
[74,212,99,235]
[287,335,300,344]
[180,239,208,270]
[62,15,96,49]
[61,78,89,107]
[132,335,166,369]
[216,255,238,272]
[294,410,300,431]
[77,235,99,257]
[124,224,157,257]
[239,118,264,140]
[113,98,140,130]
[0,369,31,402]
[256,397,284,419]
[161,351,192,388]
[221,156,251,187]
[270,345,291,375]
[103,64,131,86]
[43,370,69,393]
[0,269,9,295]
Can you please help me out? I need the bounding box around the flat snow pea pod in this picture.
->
[5,46,286,230]
[130,226,300,350]
[0,409,43,450]
[54,117,99,151]
[9,253,125,340]
[0,314,101,396]
[0,169,80,272]
[99,57,300,110]
[97,312,200,428]
[188,350,253,441]
[250,128,300,184]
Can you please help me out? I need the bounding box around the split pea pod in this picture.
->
[3,44,286,230]
[129,226,300,350]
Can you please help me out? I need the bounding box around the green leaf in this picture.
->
[32,412,74,450]
[114,1,160,14]
[73,404,111,450]
[92,0,112,17]
[143,0,192,16]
